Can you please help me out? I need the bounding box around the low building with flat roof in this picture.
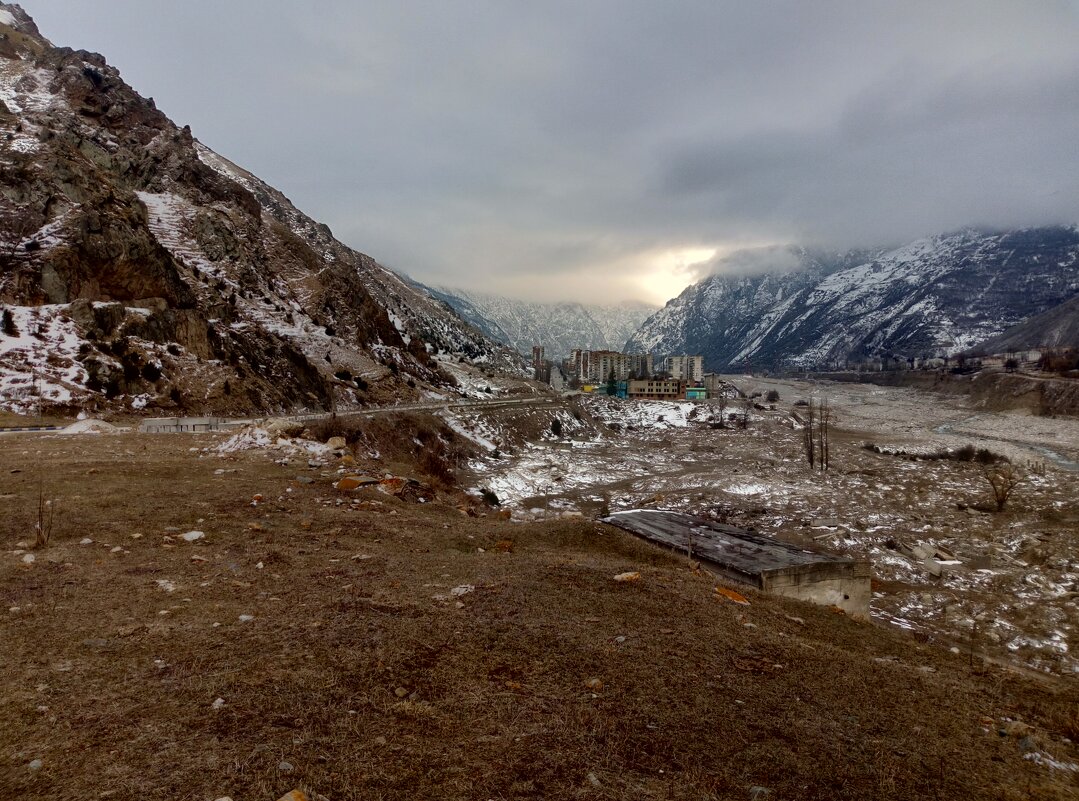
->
[604,509,872,618]
[627,378,683,400]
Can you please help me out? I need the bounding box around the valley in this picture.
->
[449,378,1079,677]
[2,4,1079,799]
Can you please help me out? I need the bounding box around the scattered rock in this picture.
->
[714,586,750,605]
[212,697,226,710]
[295,476,315,485]
[155,579,177,593]
[181,530,205,542]
[613,571,641,583]
[79,538,93,545]
[1000,720,1034,738]
[335,476,377,491]
[749,787,773,800]
[21,553,35,564]
[584,677,603,690]
[277,760,295,773]
[326,436,347,450]
[28,758,43,773]
[811,518,840,528]
[238,614,254,623]
[450,584,475,597]
[394,687,409,698]
[586,772,602,787]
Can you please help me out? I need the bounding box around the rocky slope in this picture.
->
[969,293,1079,354]
[421,285,655,359]
[0,4,517,416]
[627,229,1079,371]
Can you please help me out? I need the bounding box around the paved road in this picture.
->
[1,393,569,435]
[273,393,565,425]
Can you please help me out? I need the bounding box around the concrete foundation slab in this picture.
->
[603,509,872,619]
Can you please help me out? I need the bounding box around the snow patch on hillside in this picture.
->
[0,305,87,412]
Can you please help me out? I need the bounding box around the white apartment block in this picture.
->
[664,354,704,383]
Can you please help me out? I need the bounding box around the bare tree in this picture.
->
[714,392,728,427]
[738,396,751,429]
[818,397,830,472]
[801,399,831,472]
[803,400,816,467]
[981,463,1023,512]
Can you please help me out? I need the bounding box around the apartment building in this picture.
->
[664,354,704,383]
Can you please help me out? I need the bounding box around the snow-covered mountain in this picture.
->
[420,286,656,359]
[0,4,517,415]
[626,228,1079,371]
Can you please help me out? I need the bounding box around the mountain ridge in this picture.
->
[419,284,656,360]
[0,4,519,415]
[627,228,1079,371]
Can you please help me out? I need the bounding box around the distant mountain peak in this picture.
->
[420,286,657,359]
[627,227,1079,370]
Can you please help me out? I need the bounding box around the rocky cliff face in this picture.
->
[627,229,1079,371]
[421,285,656,360]
[0,4,516,415]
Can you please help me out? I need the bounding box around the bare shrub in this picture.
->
[34,479,56,549]
[307,416,362,444]
[981,463,1023,512]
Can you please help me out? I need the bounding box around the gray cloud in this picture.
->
[27,0,1079,302]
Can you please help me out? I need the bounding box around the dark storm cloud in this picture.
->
[27,1,1079,302]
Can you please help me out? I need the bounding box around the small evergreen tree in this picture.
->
[1,307,16,337]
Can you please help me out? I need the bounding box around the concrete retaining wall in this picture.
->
[138,417,231,433]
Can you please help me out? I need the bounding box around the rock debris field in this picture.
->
[456,379,1079,676]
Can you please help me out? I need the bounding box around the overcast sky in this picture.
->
[27,1,1079,304]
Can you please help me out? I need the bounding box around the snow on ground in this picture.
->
[437,358,528,399]
[441,412,502,452]
[581,395,708,429]
[58,418,118,435]
[463,382,1079,675]
[215,425,331,458]
[0,63,59,115]
[137,192,218,277]
[0,305,88,412]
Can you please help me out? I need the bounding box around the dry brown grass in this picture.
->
[0,430,1076,800]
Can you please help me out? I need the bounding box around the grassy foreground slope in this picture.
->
[1,429,1076,800]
